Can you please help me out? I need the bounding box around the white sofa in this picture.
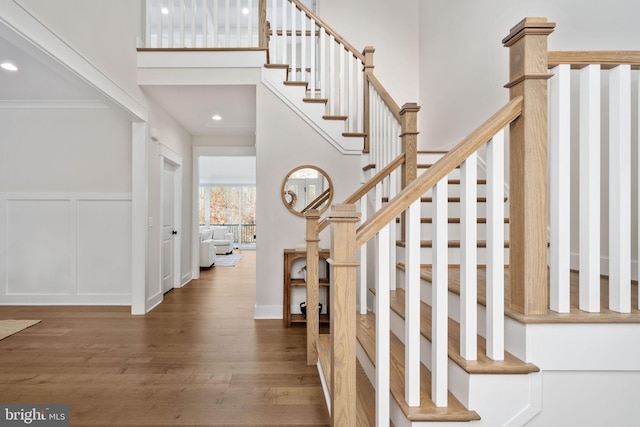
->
[199,226,234,255]
[199,239,216,268]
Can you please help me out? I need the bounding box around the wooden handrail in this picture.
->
[287,0,365,62]
[367,73,402,122]
[356,96,524,248]
[301,188,331,214]
[318,153,406,233]
[548,50,640,69]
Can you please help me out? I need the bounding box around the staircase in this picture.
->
[142,2,640,425]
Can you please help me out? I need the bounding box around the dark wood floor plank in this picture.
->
[0,251,330,426]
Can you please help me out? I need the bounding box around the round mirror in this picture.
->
[281,165,333,217]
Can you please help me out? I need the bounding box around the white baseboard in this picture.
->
[253,305,282,319]
[180,272,192,287]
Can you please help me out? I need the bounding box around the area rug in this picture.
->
[0,319,40,341]
[215,253,244,267]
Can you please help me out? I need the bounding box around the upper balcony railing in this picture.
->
[144,0,266,49]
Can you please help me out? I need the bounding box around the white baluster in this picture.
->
[549,64,571,313]
[145,0,152,47]
[579,64,601,312]
[405,198,421,407]
[356,59,363,133]
[247,0,253,47]
[290,0,296,81]
[300,11,306,83]
[224,0,230,47]
[359,195,368,315]
[339,47,345,118]
[236,0,241,47]
[202,0,208,47]
[432,180,448,407]
[156,0,163,47]
[190,0,196,47]
[329,36,335,115]
[179,0,185,47]
[168,0,174,47]
[486,130,504,361]
[348,54,355,133]
[281,0,286,64]
[269,0,277,62]
[211,0,218,47]
[638,70,640,310]
[376,220,390,427]
[319,27,325,99]
[609,64,631,313]
[460,153,477,360]
[309,18,316,96]
[388,169,397,291]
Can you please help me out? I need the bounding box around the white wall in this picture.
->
[16,0,147,109]
[526,371,640,427]
[0,107,133,305]
[418,0,640,149]
[254,83,362,318]
[318,0,420,108]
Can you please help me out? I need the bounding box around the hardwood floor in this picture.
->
[0,250,331,426]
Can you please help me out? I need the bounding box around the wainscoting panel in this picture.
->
[6,199,73,296]
[0,194,132,305]
[77,199,132,297]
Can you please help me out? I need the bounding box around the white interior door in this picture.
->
[162,161,176,293]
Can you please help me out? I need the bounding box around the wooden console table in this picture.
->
[283,248,330,327]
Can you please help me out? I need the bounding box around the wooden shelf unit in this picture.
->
[283,248,330,327]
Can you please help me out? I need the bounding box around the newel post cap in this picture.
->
[502,17,556,47]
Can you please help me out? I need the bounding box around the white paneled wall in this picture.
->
[0,194,132,305]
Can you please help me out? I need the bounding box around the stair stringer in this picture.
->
[261,66,363,155]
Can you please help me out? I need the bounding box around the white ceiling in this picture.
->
[142,84,256,137]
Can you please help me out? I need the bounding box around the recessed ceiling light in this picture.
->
[161,7,169,14]
[212,115,222,121]
[1,62,18,72]
[242,7,249,15]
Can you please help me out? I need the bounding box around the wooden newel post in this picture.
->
[328,204,360,426]
[362,46,375,154]
[399,103,420,188]
[305,209,321,365]
[399,102,420,240]
[259,0,268,54]
[502,17,555,315]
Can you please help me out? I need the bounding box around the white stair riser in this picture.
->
[423,184,488,198]
[421,202,509,218]
[397,223,510,241]
[395,246,510,265]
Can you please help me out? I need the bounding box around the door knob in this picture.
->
[172,230,178,235]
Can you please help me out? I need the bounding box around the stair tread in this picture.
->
[386,288,538,375]
[382,196,507,203]
[323,115,348,121]
[264,63,289,69]
[303,97,328,104]
[396,240,510,248]
[284,80,308,86]
[343,132,367,138]
[318,334,387,426]
[414,266,640,324]
[356,312,481,422]
[395,217,510,224]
